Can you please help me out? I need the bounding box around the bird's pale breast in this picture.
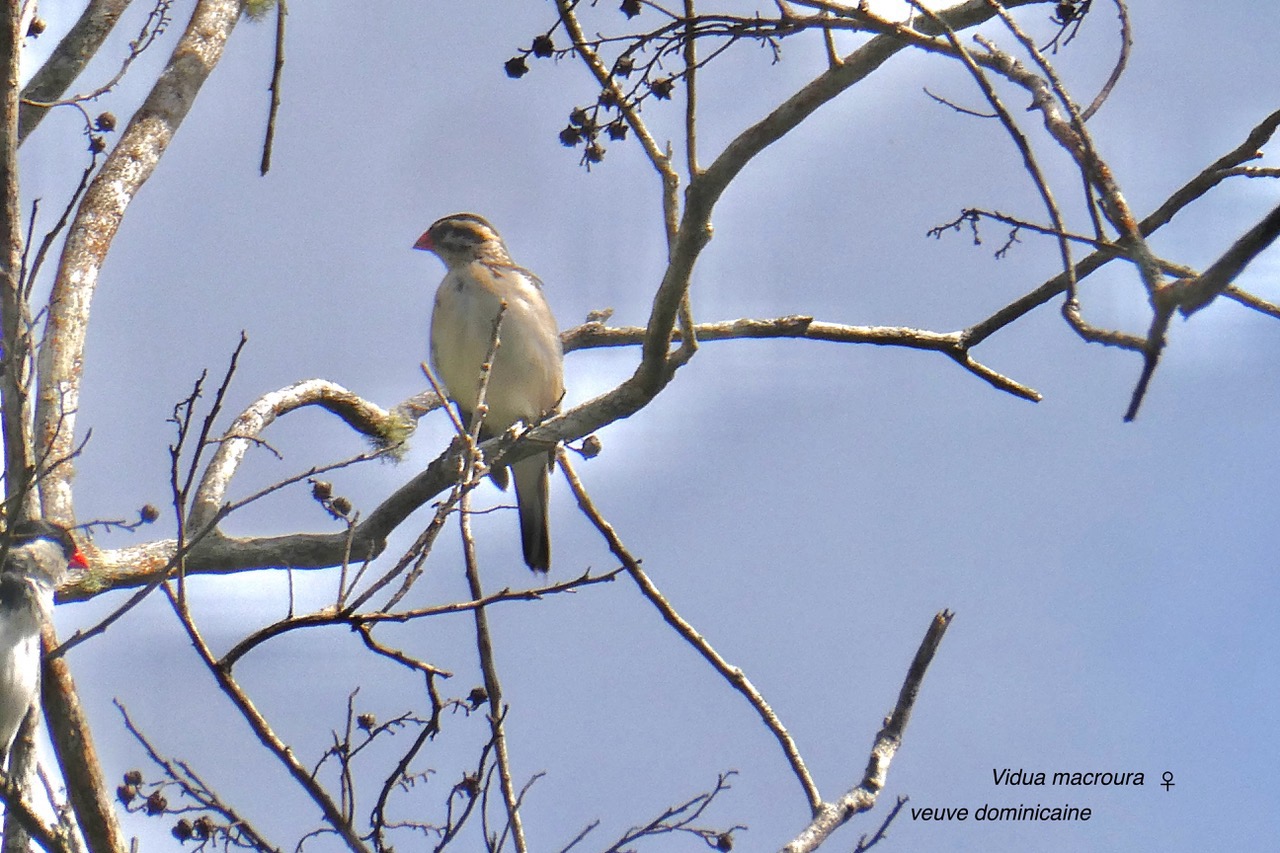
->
[430,261,564,430]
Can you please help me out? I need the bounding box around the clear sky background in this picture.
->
[17,1,1280,850]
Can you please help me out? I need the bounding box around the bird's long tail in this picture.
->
[512,452,552,572]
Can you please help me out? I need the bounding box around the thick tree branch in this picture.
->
[63,303,1046,602]
[552,0,1045,445]
[25,8,245,848]
[65,135,1280,595]
[41,628,127,853]
[1,0,32,515]
[190,378,419,529]
[142,5,1057,578]
[35,0,245,526]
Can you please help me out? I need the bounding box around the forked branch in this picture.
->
[783,611,954,853]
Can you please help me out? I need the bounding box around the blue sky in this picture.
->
[18,1,1280,849]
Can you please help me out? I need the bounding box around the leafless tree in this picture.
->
[0,0,1275,850]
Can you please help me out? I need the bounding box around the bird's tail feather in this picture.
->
[512,453,552,572]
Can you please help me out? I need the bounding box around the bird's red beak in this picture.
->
[413,231,434,251]
[69,548,89,569]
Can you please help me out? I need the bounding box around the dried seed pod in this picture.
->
[504,56,529,79]
[145,791,168,815]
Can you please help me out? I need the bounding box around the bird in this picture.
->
[414,213,565,571]
[0,519,88,765]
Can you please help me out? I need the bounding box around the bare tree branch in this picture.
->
[1079,0,1130,121]
[960,108,1280,348]
[1175,201,1280,317]
[61,300,1045,601]
[782,611,954,853]
[219,568,620,670]
[602,772,744,852]
[35,0,246,526]
[0,769,69,853]
[1223,284,1280,320]
[2,1,1273,851]
[565,317,1042,400]
[189,376,413,530]
[1,0,33,516]
[259,0,287,174]
[558,451,824,815]
[41,626,128,853]
[161,579,371,853]
[60,116,1280,590]
[18,0,135,144]
[115,700,281,852]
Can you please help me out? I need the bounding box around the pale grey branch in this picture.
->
[35,0,246,525]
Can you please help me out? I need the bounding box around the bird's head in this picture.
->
[3,519,88,587]
[414,213,511,267]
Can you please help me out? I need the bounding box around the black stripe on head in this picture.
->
[430,212,493,231]
[6,519,78,561]
[427,214,506,253]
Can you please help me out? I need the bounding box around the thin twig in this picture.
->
[683,0,699,177]
[260,0,287,174]
[558,451,823,814]
[219,568,620,669]
[555,0,678,178]
[602,772,744,852]
[454,305,528,852]
[1079,0,1129,121]
[115,700,280,852]
[160,583,370,852]
[18,0,136,144]
[1223,285,1280,320]
[853,794,909,851]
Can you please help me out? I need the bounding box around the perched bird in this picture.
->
[0,520,88,764]
[415,213,565,571]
